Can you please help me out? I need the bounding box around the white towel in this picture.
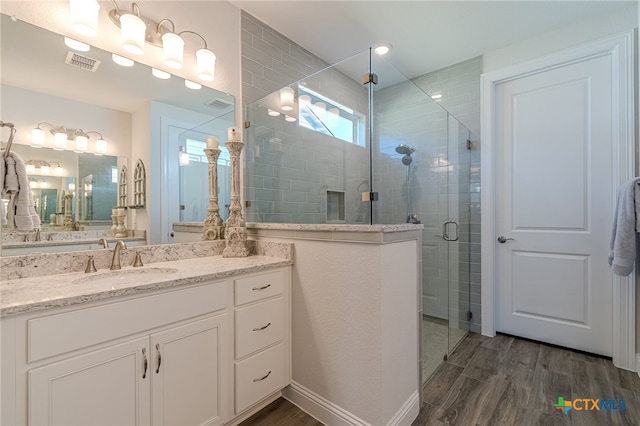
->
[2,151,41,231]
[608,177,640,276]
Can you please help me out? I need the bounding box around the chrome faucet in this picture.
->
[98,238,109,248]
[110,240,127,270]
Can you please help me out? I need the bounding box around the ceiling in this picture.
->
[232,1,634,79]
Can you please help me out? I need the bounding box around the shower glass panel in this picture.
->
[244,50,371,224]
[244,48,473,385]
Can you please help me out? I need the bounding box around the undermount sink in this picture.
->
[73,267,179,288]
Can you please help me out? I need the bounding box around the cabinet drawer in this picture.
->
[234,270,283,306]
[235,343,285,414]
[28,281,227,363]
[235,297,284,359]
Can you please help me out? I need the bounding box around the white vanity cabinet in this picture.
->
[233,269,290,415]
[1,266,291,426]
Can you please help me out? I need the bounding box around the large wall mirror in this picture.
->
[1,13,234,255]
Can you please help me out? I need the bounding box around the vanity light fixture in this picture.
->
[69,0,100,37]
[107,2,217,81]
[31,122,107,154]
[112,53,134,67]
[24,160,63,177]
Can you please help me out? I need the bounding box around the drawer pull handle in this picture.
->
[155,343,162,374]
[142,348,148,379]
[252,322,271,331]
[253,370,272,382]
[252,284,271,291]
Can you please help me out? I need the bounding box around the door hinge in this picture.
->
[244,120,250,128]
[467,311,473,321]
[361,72,378,85]
[467,139,472,150]
[362,191,379,201]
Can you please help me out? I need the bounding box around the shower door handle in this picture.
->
[442,220,459,242]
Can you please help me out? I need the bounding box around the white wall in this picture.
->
[483,2,637,73]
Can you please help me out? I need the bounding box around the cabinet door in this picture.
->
[150,314,228,426]
[29,336,151,426]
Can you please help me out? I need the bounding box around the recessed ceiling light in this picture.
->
[374,43,392,56]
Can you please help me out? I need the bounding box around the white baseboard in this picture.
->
[386,390,420,426]
[636,353,640,377]
[282,381,420,426]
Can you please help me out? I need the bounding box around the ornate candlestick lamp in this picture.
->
[222,126,250,257]
[203,136,225,240]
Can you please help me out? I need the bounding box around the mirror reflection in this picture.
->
[1,14,235,255]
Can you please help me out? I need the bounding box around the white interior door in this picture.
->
[494,51,616,356]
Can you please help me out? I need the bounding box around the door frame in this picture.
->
[480,31,636,370]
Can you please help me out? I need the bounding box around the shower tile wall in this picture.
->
[241,11,370,224]
[240,11,482,333]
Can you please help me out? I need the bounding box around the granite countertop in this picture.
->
[1,255,292,317]
[247,223,424,232]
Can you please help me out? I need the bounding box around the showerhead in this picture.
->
[395,144,415,155]
[402,155,413,166]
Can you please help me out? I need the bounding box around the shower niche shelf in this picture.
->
[326,190,345,223]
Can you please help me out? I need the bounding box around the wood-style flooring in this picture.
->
[240,333,640,426]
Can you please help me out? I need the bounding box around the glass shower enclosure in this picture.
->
[245,48,476,383]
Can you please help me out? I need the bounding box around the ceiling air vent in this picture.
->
[65,51,101,72]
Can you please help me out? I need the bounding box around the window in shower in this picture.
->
[298,86,365,146]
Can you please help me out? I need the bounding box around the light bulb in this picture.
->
[196,48,216,81]
[55,166,64,176]
[162,32,184,69]
[75,135,88,152]
[69,0,100,37]
[95,138,107,155]
[31,127,45,148]
[54,132,68,151]
[280,87,294,112]
[120,13,146,55]
[40,165,50,175]
[26,164,36,174]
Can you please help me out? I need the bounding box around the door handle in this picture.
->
[155,343,162,374]
[442,221,460,242]
[497,236,515,243]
